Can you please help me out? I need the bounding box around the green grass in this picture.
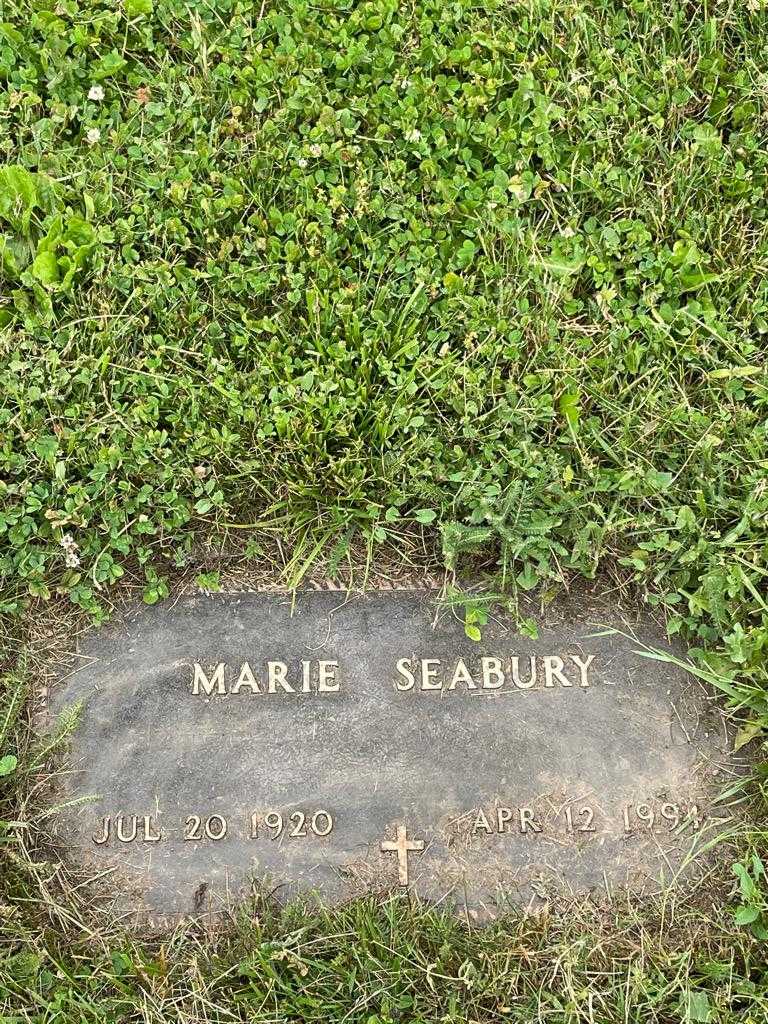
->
[2,0,768,1018]
[2,891,768,1023]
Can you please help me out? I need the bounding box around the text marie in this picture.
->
[191,660,339,696]
[394,654,596,691]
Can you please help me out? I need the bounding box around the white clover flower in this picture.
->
[61,533,81,567]
[86,127,101,145]
[404,127,421,143]
[88,85,105,102]
[297,157,308,168]
[309,143,322,158]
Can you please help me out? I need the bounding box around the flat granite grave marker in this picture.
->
[48,590,735,920]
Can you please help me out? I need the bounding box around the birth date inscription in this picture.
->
[48,590,735,919]
[91,808,336,845]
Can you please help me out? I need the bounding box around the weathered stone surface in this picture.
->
[48,590,733,920]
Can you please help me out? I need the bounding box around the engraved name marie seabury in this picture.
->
[50,591,731,916]
[189,652,597,695]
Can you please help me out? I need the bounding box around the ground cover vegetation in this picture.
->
[1,0,768,1018]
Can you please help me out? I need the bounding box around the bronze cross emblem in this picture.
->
[380,825,424,885]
